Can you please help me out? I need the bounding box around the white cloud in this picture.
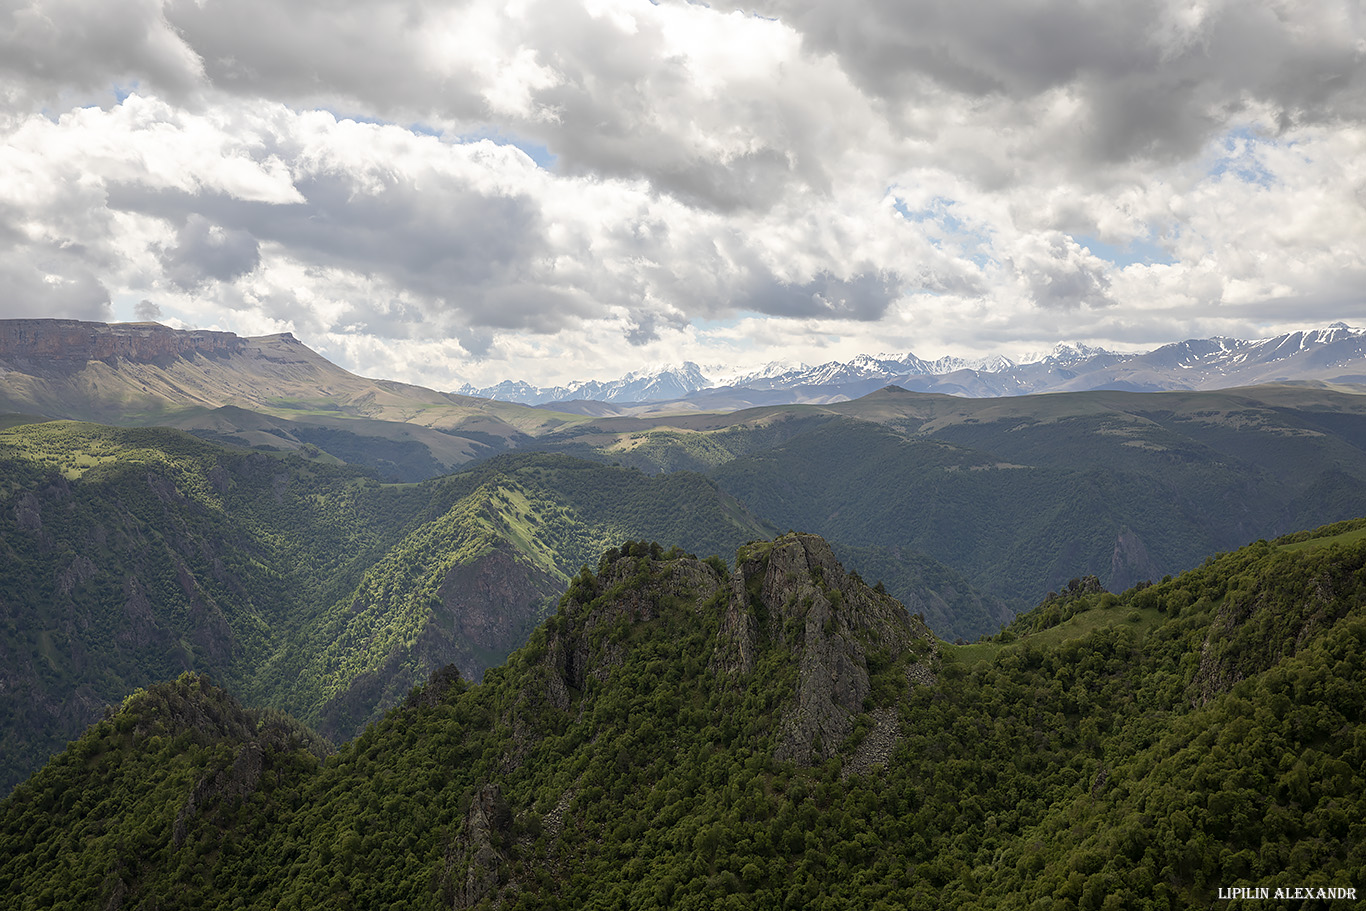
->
[0,0,1363,388]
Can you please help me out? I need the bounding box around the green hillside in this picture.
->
[0,422,774,792]
[701,392,1366,613]
[829,541,1013,640]
[13,322,1366,641]
[3,527,1363,908]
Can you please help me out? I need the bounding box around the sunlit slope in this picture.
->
[280,454,779,738]
[0,422,773,792]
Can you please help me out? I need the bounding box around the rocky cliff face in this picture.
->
[716,534,939,764]
[1191,546,1362,705]
[536,534,939,767]
[0,319,246,363]
[1110,526,1160,593]
[543,544,724,713]
[447,534,940,906]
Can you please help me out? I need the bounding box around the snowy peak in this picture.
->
[1253,323,1366,353]
[458,324,1366,407]
[1142,324,1366,373]
[598,362,711,403]
[1017,342,1113,366]
[457,363,712,405]
[925,354,1016,374]
[712,360,812,387]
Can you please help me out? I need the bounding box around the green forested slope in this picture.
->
[0,423,773,792]
[829,541,1013,640]
[272,454,778,738]
[708,405,1366,614]
[0,421,408,792]
[0,675,328,908]
[3,527,1362,909]
[529,387,1366,631]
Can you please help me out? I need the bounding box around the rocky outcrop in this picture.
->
[541,788,576,854]
[430,549,561,676]
[315,548,562,741]
[1191,563,1348,705]
[170,711,330,848]
[404,664,465,710]
[721,535,937,765]
[445,784,514,909]
[172,740,264,846]
[0,319,244,363]
[544,546,725,709]
[841,708,901,780]
[96,674,327,848]
[1110,526,1160,592]
[536,535,938,770]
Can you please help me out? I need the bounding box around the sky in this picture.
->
[1,0,1364,390]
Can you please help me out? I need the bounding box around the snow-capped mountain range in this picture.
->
[456,324,1366,411]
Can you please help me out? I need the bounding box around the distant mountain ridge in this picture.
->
[462,361,713,406]
[0,317,586,480]
[457,323,1366,410]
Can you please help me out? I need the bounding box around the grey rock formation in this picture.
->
[448,784,513,909]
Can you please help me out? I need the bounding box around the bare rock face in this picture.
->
[427,548,561,680]
[1191,561,1352,705]
[841,708,901,780]
[316,548,560,741]
[446,784,513,909]
[732,538,934,764]
[542,535,938,770]
[0,319,244,364]
[1110,526,1160,592]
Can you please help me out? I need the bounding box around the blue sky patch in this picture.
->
[890,193,995,267]
[1207,126,1277,187]
[1076,234,1177,268]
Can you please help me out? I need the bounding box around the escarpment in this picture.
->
[0,319,246,364]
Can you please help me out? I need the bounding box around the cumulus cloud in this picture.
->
[1011,234,1117,310]
[744,270,904,321]
[160,213,260,289]
[0,0,204,109]
[0,251,111,319]
[712,0,1366,167]
[0,0,1363,387]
